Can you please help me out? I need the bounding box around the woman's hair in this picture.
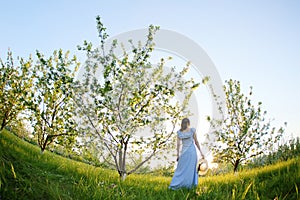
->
[180,118,190,131]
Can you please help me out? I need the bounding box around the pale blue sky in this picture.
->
[1,1,299,138]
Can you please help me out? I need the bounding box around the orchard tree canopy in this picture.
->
[28,49,80,152]
[74,16,203,179]
[207,79,285,172]
[0,50,33,131]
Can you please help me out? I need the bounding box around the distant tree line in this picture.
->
[248,137,300,168]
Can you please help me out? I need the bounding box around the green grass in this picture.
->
[0,130,299,200]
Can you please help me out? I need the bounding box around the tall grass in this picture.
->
[1,130,299,199]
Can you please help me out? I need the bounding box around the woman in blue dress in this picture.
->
[169,118,204,190]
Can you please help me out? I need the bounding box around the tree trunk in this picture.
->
[117,139,129,180]
[233,159,240,173]
[120,171,127,181]
[40,145,46,153]
[40,136,48,153]
[118,147,127,180]
[1,118,6,131]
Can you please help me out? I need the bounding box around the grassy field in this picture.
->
[0,130,299,200]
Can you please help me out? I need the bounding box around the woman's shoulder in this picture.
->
[177,128,196,133]
[177,128,195,138]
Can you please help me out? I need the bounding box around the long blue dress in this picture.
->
[169,128,198,190]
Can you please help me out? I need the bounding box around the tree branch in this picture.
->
[127,121,176,175]
[127,150,157,175]
[51,96,66,127]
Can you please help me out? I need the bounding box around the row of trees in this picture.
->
[248,136,300,168]
[1,49,80,153]
[1,16,289,177]
[1,17,200,179]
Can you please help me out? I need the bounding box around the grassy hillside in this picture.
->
[0,130,299,200]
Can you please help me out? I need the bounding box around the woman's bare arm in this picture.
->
[193,132,204,158]
[177,136,180,161]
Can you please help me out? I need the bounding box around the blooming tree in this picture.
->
[28,50,80,152]
[207,79,284,172]
[0,50,33,131]
[75,16,202,179]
